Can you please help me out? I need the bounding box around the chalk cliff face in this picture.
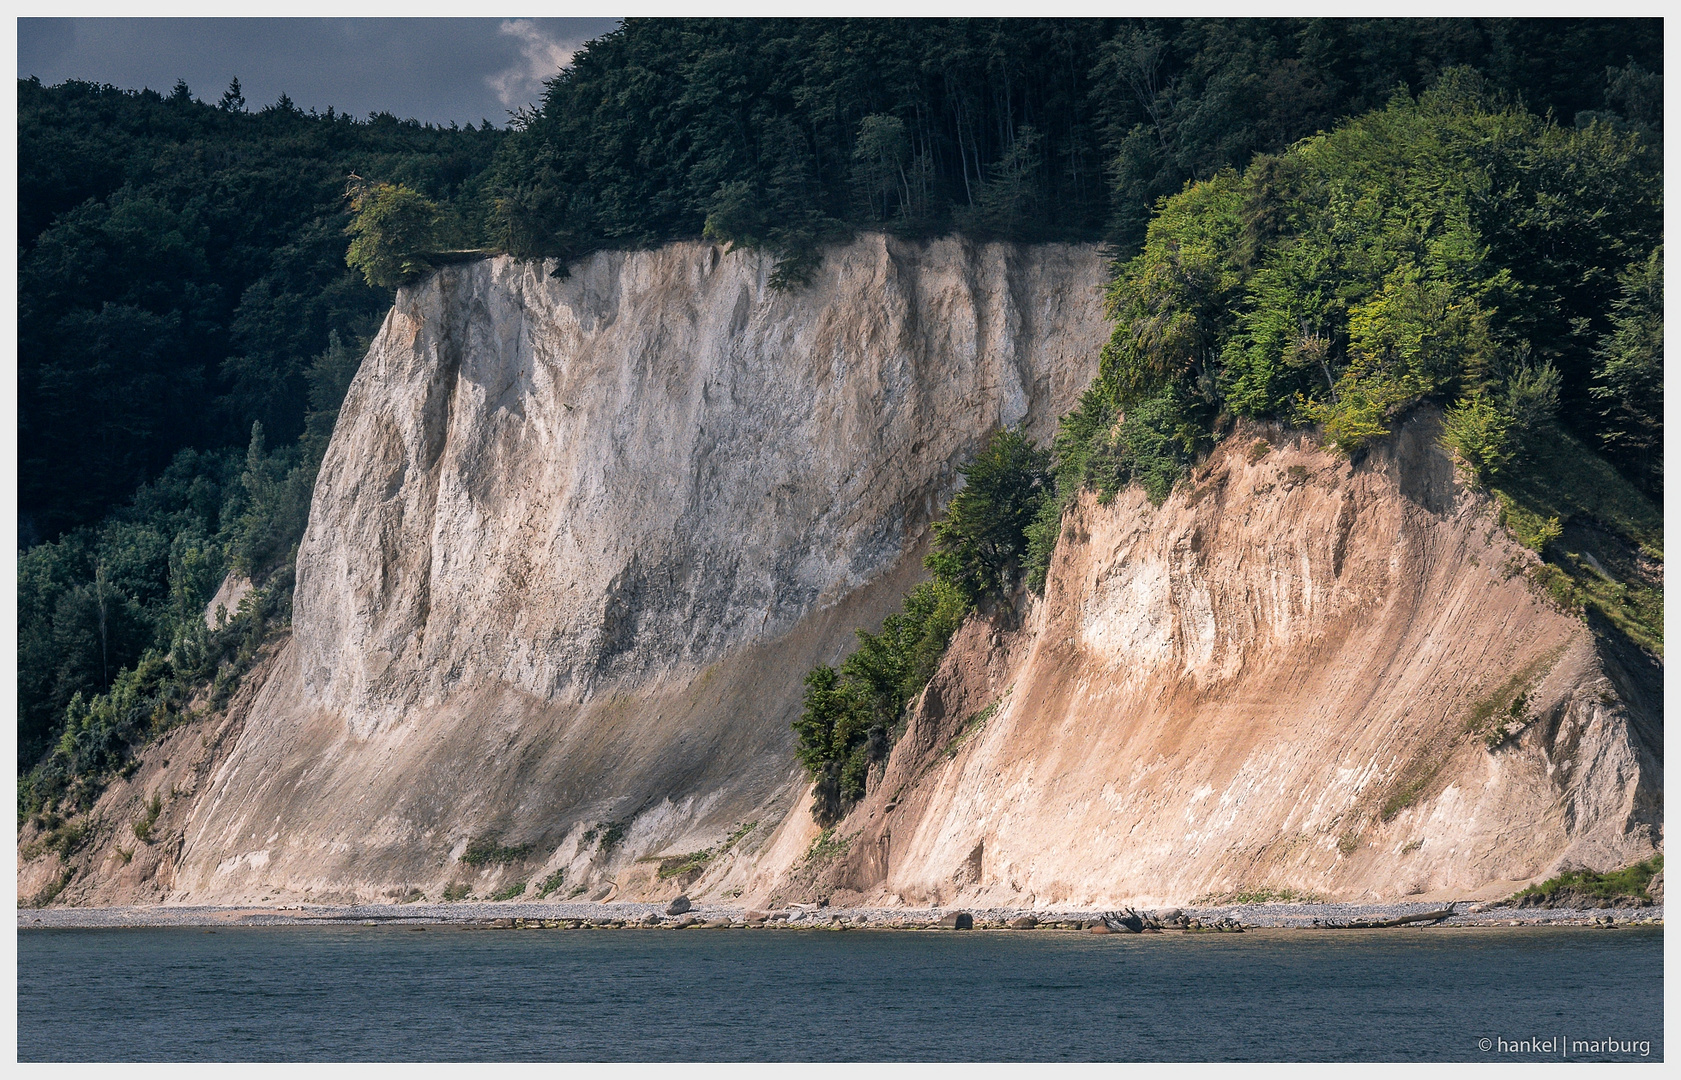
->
[24,237,1660,910]
[298,239,1099,735]
[30,236,1107,905]
[733,414,1662,908]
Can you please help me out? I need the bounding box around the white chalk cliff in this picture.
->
[24,236,1660,908]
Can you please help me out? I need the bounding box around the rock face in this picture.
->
[753,415,1662,908]
[23,236,1661,910]
[299,239,1101,736]
[36,236,1106,906]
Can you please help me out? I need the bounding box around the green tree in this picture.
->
[1590,247,1663,494]
[1441,392,1516,483]
[218,77,245,113]
[790,578,968,823]
[956,127,1046,239]
[344,182,446,288]
[926,427,1053,604]
[851,114,912,222]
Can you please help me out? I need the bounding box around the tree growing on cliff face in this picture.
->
[791,427,1052,823]
[344,182,447,288]
[927,427,1054,605]
[793,578,969,823]
[1591,247,1664,495]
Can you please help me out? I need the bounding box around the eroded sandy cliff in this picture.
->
[730,415,1661,908]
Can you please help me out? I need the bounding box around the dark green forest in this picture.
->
[16,77,501,787]
[16,18,1663,826]
[489,17,1661,278]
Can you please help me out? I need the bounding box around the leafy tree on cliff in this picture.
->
[344,182,448,288]
[793,579,968,823]
[1590,247,1664,495]
[927,427,1054,605]
[794,426,1048,821]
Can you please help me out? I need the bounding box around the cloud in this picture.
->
[487,19,577,110]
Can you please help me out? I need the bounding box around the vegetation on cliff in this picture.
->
[1026,73,1662,653]
[794,429,1051,823]
[343,181,452,288]
[1066,72,1659,488]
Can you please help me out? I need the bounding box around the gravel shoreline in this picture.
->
[18,900,1662,931]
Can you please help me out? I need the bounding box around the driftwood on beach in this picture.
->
[1314,907,1456,929]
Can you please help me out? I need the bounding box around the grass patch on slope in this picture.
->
[1511,855,1663,907]
[459,837,532,866]
[645,820,760,880]
[1489,430,1662,655]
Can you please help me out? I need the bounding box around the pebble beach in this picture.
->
[19,899,1662,931]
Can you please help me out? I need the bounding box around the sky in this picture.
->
[17,17,624,127]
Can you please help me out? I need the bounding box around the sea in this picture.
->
[16,924,1662,1061]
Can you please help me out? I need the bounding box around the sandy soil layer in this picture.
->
[18,901,1661,930]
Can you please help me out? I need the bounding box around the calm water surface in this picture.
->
[17,925,1662,1061]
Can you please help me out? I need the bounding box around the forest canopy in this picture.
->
[1060,71,1661,499]
[487,17,1661,269]
[18,77,500,540]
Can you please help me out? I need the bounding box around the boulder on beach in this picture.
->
[940,911,974,930]
[1008,916,1038,929]
[666,895,692,915]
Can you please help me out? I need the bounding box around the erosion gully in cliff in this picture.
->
[24,236,1660,913]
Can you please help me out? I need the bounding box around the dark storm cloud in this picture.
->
[17,17,623,127]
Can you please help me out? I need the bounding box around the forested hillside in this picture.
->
[490,18,1660,269]
[16,79,501,772]
[16,17,1661,816]
[18,78,500,539]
